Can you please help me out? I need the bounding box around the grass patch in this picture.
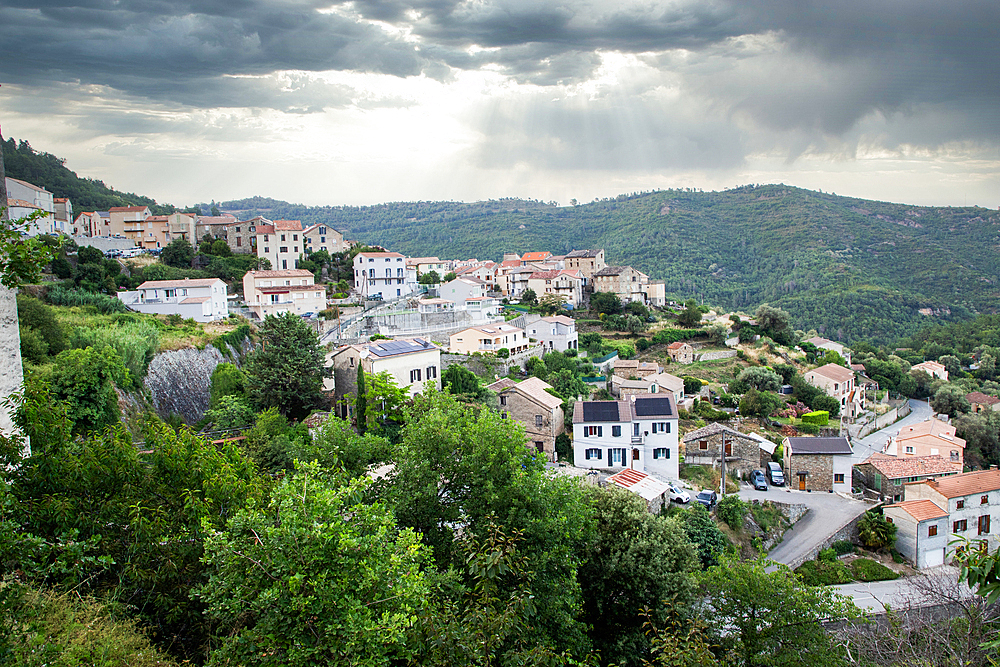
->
[749,501,787,533]
[850,558,899,582]
[680,465,738,493]
[794,559,854,586]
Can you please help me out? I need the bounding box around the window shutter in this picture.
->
[598,426,603,437]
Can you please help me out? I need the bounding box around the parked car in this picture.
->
[668,484,691,504]
[750,469,768,491]
[368,294,383,301]
[105,248,123,258]
[766,461,785,486]
[694,490,718,508]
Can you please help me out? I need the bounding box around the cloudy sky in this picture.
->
[1,0,998,208]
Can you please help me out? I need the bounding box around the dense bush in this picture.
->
[818,548,837,562]
[716,495,748,530]
[858,511,898,550]
[801,410,830,426]
[850,558,899,582]
[45,286,129,313]
[69,321,159,387]
[797,422,821,434]
[831,540,856,556]
[794,559,853,586]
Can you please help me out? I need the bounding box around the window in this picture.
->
[611,449,624,464]
[958,500,966,509]
[281,260,287,269]
[653,448,669,459]
[281,234,286,241]
[264,246,269,253]
[979,515,991,535]
[293,234,298,241]
[409,369,422,383]
[280,246,288,253]
[426,366,437,379]
[585,448,601,460]
[584,426,603,437]
[651,421,670,433]
[928,525,938,537]
[983,495,990,505]
[699,440,708,450]
[499,395,507,406]
[905,446,914,454]
[535,415,543,427]
[236,237,241,247]
[349,357,355,367]
[954,519,968,532]
[834,474,845,484]
[885,517,893,524]
[611,425,622,437]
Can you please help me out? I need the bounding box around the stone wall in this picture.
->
[789,453,835,491]
[144,345,229,424]
[682,431,761,476]
[441,344,544,377]
[696,349,737,362]
[786,510,867,570]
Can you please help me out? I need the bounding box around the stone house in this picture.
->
[888,418,965,465]
[327,338,442,419]
[225,216,269,254]
[487,376,565,461]
[883,500,950,569]
[612,359,660,379]
[967,392,1000,414]
[303,223,349,254]
[572,395,679,480]
[666,342,695,364]
[783,436,853,492]
[853,452,962,503]
[563,249,606,283]
[898,468,1000,564]
[682,423,763,477]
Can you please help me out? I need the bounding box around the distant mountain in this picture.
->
[7,136,996,344]
[2,137,175,215]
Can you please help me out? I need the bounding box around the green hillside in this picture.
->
[223,186,998,344]
[2,137,175,214]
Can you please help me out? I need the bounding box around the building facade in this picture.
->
[118,278,228,321]
[449,324,529,355]
[328,338,442,418]
[487,377,565,460]
[354,251,413,299]
[783,436,853,492]
[572,395,680,480]
[527,315,578,352]
[243,269,325,319]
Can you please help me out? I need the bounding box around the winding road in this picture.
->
[852,398,933,464]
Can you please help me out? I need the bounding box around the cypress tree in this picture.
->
[355,365,367,435]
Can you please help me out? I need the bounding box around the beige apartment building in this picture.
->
[242,269,325,319]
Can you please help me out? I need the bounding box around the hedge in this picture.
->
[651,328,702,345]
[801,410,830,426]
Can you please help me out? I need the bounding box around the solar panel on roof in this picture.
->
[582,402,621,422]
[633,397,673,417]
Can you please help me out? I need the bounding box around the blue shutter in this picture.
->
[666,422,671,433]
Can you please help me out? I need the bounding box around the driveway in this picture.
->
[852,398,933,464]
[738,485,870,568]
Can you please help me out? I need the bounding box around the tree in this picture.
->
[244,313,327,420]
[208,238,231,256]
[306,416,392,477]
[939,354,962,377]
[197,462,430,667]
[48,346,130,434]
[956,412,1000,469]
[362,370,408,436]
[699,556,858,667]
[538,292,568,314]
[548,368,588,400]
[857,510,897,550]
[590,291,622,316]
[209,362,247,408]
[520,288,537,305]
[684,376,704,396]
[716,495,748,529]
[443,271,457,282]
[739,388,784,419]
[382,390,595,653]
[808,394,840,417]
[931,384,971,418]
[679,504,730,568]
[754,305,794,345]
[578,486,699,666]
[418,270,440,284]
[442,364,485,400]
[204,394,255,430]
[16,295,66,356]
[160,238,194,268]
[676,299,702,327]
[734,367,782,393]
[355,364,368,435]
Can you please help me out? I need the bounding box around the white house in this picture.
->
[5,177,56,235]
[528,315,578,352]
[243,269,326,319]
[118,278,228,322]
[572,394,679,480]
[912,360,949,382]
[354,251,416,299]
[902,468,1000,559]
[328,338,442,418]
[883,500,951,569]
[449,323,529,355]
[439,277,500,317]
[255,220,304,271]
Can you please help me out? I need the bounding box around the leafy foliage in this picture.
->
[857,511,897,550]
[679,504,731,568]
[715,495,748,530]
[244,313,328,420]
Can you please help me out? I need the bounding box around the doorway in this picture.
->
[798,473,807,491]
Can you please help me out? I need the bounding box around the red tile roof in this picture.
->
[521,251,551,261]
[862,453,962,479]
[110,206,150,212]
[914,469,1000,498]
[967,392,1000,406]
[273,219,303,231]
[886,499,949,522]
[808,363,855,383]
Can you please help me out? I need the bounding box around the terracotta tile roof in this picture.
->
[272,219,303,231]
[967,392,1000,406]
[147,215,169,222]
[6,199,38,209]
[501,377,563,410]
[455,323,523,336]
[109,206,150,212]
[356,252,404,258]
[247,269,314,278]
[540,315,574,325]
[614,359,639,369]
[886,499,949,522]
[486,378,517,391]
[180,296,212,304]
[862,452,962,479]
[54,197,68,202]
[807,363,855,383]
[594,266,629,276]
[804,336,835,347]
[897,418,959,441]
[529,270,562,280]
[521,251,551,261]
[303,412,331,429]
[913,361,946,372]
[500,260,522,268]
[667,341,692,350]
[916,469,1000,498]
[255,224,276,234]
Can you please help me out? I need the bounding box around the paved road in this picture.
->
[738,485,869,567]
[831,566,972,611]
[851,398,933,464]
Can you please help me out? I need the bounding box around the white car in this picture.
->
[668,484,691,504]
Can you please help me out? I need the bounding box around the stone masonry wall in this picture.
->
[789,453,835,491]
[502,391,563,459]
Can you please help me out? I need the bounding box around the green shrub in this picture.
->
[19,325,49,364]
[496,347,510,359]
[213,323,252,357]
[17,295,67,355]
[69,321,159,388]
[797,422,820,434]
[716,495,748,529]
[832,540,855,556]
[801,410,830,426]
[890,549,905,564]
[636,338,651,351]
[45,286,129,313]
[818,548,837,562]
[850,558,899,582]
[794,559,853,586]
[858,510,897,550]
[749,501,786,533]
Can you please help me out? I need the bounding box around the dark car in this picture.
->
[750,469,768,491]
[694,490,718,508]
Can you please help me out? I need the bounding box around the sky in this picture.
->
[1,0,998,209]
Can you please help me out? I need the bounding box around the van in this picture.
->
[767,461,785,486]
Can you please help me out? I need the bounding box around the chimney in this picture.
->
[991,465,997,471]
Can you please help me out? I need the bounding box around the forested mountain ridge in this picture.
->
[2,138,175,214]
[223,186,999,344]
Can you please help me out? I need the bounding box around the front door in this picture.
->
[798,474,807,491]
